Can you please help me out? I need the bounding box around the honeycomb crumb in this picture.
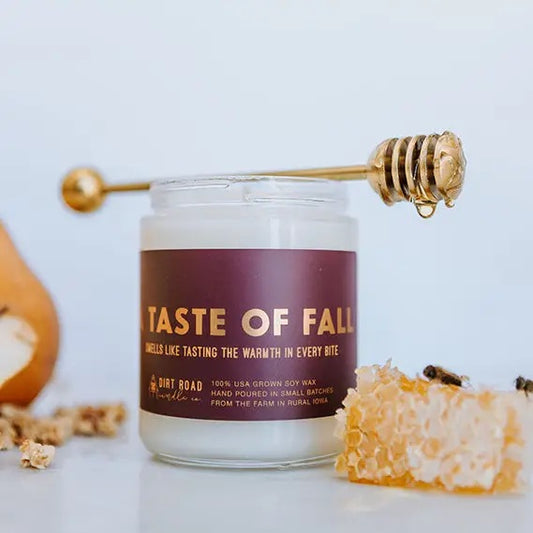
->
[19,440,55,470]
[0,401,127,452]
[0,419,15,450]
[0,404,31,420]
[55,403,127,437]
[0,405,39,445]
[35,416,74,446]
[335,361,528,493]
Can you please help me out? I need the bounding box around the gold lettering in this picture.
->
[148,306,157,332]
[156,307,173,334]
[347,306,355,333]
[336,307,346,334]
[242,309,269,337]
[174,307,189,335]
[210,308,226,336]
[273,308,289,336]
[303,308,316,335]
[317,308,335,335]
[191,308,207,335]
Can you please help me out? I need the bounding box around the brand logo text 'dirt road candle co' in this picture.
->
[144,306,355,337]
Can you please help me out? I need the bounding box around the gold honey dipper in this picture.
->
[61,131,465,218]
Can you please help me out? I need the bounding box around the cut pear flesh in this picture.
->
[0,314,37,388]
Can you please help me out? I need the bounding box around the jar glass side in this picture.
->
[139,176,357,468]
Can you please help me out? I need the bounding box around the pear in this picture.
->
[0,223,60,405]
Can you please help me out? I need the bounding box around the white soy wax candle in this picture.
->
[139,175,357,468]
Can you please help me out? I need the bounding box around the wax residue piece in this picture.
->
[335,361,527,493]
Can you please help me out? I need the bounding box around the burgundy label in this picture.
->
[140,249,356,421]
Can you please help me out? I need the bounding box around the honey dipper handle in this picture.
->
[267,165,368,181]
[61,131,465,217]
[103,182,151,193]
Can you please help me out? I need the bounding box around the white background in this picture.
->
[1,0,532,400]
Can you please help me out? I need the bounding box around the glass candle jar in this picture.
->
[139,175,357,468]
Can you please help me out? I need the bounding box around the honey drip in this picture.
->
[414,202,437,219]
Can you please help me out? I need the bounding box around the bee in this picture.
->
[423,365,464,387]
[515,376,533,397]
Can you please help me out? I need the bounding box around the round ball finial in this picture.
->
[61,168,106,212]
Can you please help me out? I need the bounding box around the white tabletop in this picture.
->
[0,399,531,533]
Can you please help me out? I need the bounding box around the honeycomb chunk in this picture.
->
[54,403,127,437]
[335,361,528,493]
[0,418,15,450]
[19,440,55,470]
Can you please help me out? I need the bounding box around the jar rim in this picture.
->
[150,174,347,210]
[152,174,334,188]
